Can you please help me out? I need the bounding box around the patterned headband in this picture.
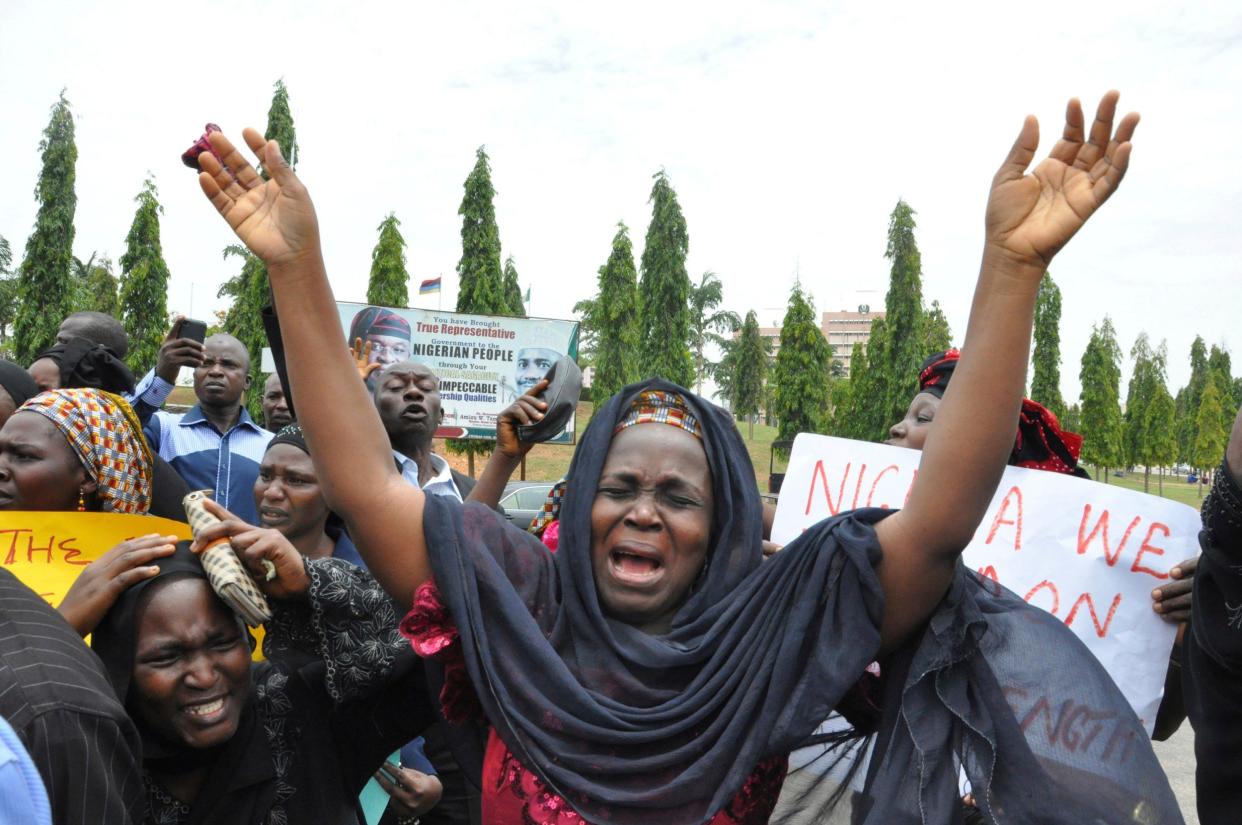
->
[19,388,153,515]
[613,390,703,439]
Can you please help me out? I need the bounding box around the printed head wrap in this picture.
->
[917,349,959,399]
[348,306,411,343]
[1011,398,1087,476]
[915,349,1086,477]
[267,422,308,455]
[613,389,703,439]
[18,388,153,514]
[528,391,704,539]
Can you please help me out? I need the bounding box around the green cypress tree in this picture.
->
[68,253,94,314]
[1031,271,1066,417]
[1177,337,1209,464]
[688,271,740,396]
[451,146,509,472]
[572,297,599,362]
[218,245,267,416]
[1078,317,1125,482]
[14,92,77,364]
[850,201,926,441]
[829,340,870,438]
[1123,334,1167,492]
[1209,345,1234,437]
[1144,384,1177,496]
[456,147,506,315]
[0,237,16,352]
[591,222,641,405]
[771,283,832,445]
[82,256,119,316]
[1062,402,1082,435]
[117,178,172,374]
[638,170,694,387]
[367,214,409,307]
[217,80,300,416]
[1194,380,1228,497]
[501,256,525,317]
[262,79,299,178]
[919,299,953,356]
[731,310,770,440]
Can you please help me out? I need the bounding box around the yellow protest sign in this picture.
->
[0,511,271,658]
[0,511,192,607]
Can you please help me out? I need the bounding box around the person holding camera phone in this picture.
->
[133,315,274,524]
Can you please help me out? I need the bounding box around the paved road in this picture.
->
[1154,726,1197,823]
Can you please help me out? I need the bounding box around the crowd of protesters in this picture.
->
[0,89,1239,825]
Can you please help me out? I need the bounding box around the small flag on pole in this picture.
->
[419,276,442,295]
[523,287,531,303]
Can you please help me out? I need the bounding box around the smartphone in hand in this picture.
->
[180,319,208,344]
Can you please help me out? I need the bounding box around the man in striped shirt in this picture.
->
[139,334,273,524]
[0,570,143,825]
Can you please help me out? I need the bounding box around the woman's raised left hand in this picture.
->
[191,499,311,600]
[198,129,320,271]
[985,91,1139,269]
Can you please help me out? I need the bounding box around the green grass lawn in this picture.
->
[1080,466,1207,510]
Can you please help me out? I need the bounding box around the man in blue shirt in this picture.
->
[0,715,51,825]
[140,333,272,524]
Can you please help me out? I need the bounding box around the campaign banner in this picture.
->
[0,512,192,607]
[337,301,579,443]
[772,433,1196,732]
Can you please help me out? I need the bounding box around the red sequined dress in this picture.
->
[401,581,788,825]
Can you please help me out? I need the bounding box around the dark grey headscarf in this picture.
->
[0,360,37,408]
[418,377,1182,825]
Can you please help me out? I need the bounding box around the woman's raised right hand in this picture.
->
[57,534,178,637]
[198,129,321,270]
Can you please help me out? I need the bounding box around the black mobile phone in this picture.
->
[181,319,207,344]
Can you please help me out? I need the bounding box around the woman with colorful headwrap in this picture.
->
[889,348,1092,475]
[191,93,1181,823]
[0,387,183,636]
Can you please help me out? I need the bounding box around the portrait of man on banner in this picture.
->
[349,306,412,389]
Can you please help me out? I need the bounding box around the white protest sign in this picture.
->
[772,433,1197,732]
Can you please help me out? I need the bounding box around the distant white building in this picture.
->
[753,305,885,377]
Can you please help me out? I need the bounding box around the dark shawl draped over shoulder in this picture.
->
[424,378,887,823]
[422,378,1182,825]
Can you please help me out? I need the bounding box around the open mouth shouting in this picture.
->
[606,542,666,587]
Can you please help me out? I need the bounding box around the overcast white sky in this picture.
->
[2,0,1239,402]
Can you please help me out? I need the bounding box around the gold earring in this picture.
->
[77,491,86,512]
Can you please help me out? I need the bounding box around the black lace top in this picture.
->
[1184,462,1242,824]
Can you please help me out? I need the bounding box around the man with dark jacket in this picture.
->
[0,570,143,825]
